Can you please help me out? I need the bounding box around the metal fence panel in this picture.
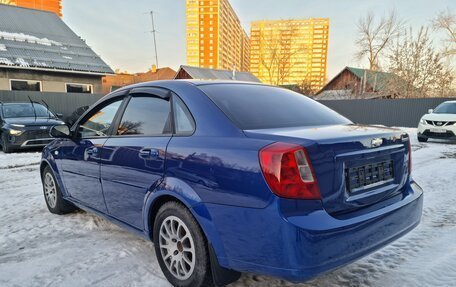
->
[0,90,104,122]
[318,98,455,127]
[0,91,453,128]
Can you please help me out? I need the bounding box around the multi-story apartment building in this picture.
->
[0,0,62,16]
[186,0,250,72]
[250,18,329,90]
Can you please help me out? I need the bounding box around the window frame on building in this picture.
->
[9,79,42,92]
[65,83,94,94]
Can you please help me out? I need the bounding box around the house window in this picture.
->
[10,80,41,91]
[66,83,93,94]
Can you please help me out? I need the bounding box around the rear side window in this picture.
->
[117,96,171,136]
[199,84,351,130]
[173,96,195,135]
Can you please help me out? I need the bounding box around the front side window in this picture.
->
[79,100,122,138]
[66,83,93,94]
[11,80,41,91]
[117,96,171,136]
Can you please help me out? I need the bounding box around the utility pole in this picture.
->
[149,10,159,68]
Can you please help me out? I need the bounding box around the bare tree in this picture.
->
[259,21,309,86]
[387,27,454,98]
[356,10,404,70]
[432,8,456,57]
[296,79,315,95]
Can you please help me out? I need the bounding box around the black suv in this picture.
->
[0,103,64,153]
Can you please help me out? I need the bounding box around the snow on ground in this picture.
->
[0,129,455,287]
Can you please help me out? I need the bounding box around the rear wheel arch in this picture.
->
[145,178,231,266]
[146,189,229,253]
[148,194,241,286]
[148,194,186,240]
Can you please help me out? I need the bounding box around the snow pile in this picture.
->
[0,44,6,51]
[0,57,13,66]
[0,128,455,287]
[0,31,62,46]
[32,59,48,67]
[15,57,29,68]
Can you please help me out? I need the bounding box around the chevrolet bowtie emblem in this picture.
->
[371,138,383,147]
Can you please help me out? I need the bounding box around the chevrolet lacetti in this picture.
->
[40,81,423,287]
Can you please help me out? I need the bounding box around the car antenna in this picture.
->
[41,99,51,121]
[27,96,37,120]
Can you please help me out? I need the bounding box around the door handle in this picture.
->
[86,147,98,156]
[139,148,159,158]
[84,147,98,161]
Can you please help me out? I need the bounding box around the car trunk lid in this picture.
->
[245,124,411,215]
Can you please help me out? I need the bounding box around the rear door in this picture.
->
[100,88,173,229]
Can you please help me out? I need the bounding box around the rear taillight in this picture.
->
[259,142,321,200]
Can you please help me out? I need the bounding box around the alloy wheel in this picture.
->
[159,215,196,280]
[44,173,57,208]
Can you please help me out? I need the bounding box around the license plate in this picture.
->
[346,160,394,192]
[430,128,446,133]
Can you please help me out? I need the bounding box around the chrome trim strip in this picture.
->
[20,138,54,147]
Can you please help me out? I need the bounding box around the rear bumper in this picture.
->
[205,181,423,282]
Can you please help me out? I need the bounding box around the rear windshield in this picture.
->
[434,102,456,114]
[199,84,351,130]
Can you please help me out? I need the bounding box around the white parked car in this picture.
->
[417,101,456,142]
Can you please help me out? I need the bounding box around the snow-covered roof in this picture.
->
[0,4,114,75]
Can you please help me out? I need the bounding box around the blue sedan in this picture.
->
[41,81,423,287]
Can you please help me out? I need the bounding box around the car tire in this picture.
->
[153,201,214,287]
[417,136,428,143]
[42,166,77,214]
[1,134,13,153]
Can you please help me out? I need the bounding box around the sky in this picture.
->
[63,0,454,79]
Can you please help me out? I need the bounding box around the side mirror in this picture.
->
[56,113,64,118]
[428,109,434,114]
[50,125,71,138]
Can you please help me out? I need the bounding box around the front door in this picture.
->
[60,99,124,212]
[101,88,172,229]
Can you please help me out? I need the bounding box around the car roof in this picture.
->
[113,79,267,93]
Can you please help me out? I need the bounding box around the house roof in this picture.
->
[137,67,176,82]
[318,66,400,95]
[346,67,397,91]
[175,65,261,83]
[0,4,113,75]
